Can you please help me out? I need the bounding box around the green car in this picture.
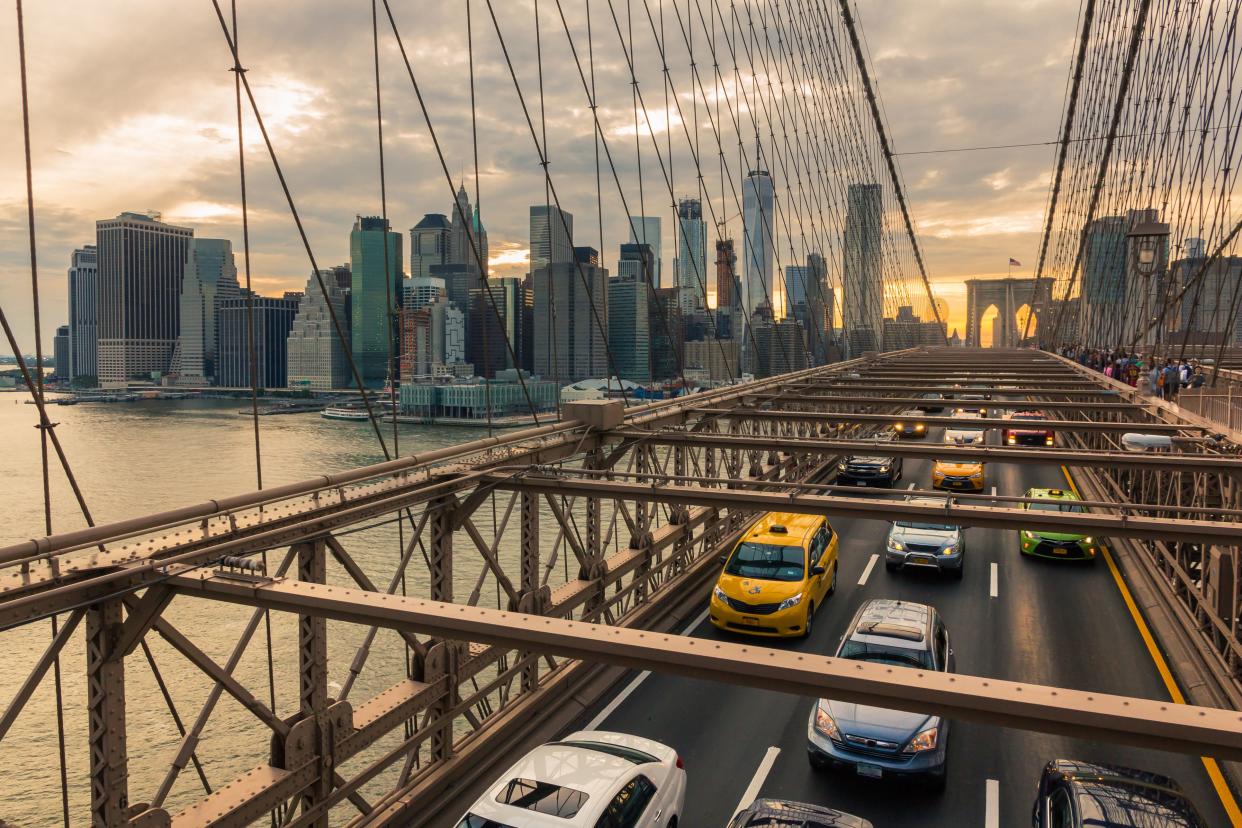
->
[1019,488,1098,562]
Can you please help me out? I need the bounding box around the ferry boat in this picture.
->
[321,406,371,421]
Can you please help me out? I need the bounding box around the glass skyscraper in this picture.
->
[350,216,403,386]
[67,245,98,384]
[742,170,775,320]
[843,183,883,355]
[676,199,706,312]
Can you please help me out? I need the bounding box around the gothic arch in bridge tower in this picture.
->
[965,277,1054,348]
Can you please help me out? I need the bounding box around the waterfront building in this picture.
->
[172,238,239,385]
[675,199,707,312]
[53,325,70,379]
[742,169,775,320]
[843,183,883,355]
[67,245,98,384]
[218,294,300,388]
[287,272,351,389]
[96,211,193,385]
[684,338,740,384]
[350,215,403,386]
[398,375,558,421]
[628,216,662,286]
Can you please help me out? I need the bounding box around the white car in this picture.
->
[943,424,986,445]
[456,730,686,827]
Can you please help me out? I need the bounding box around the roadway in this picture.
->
[572,424,1235,827]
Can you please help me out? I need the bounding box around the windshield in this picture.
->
[1028,499,1085,513]
[725,542,805,582]
[895,521,956,532]
[838,640,934,669]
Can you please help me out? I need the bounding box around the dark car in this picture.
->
[729,798,873,828]
[837,435,902,488]
[954,393,990,416]
[1032,759,1207,827]
[1004,411,1054,446]
[918,391,946,413]
[895,409,928,438]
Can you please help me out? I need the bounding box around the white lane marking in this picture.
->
[990,485,997,502]
[907,482,916,490]
[858,553,879,586]
[990,562,999,599]
[585,607,710,729]
[586,671,651,730]
[733,747,781,818]
[985,778,1000,828]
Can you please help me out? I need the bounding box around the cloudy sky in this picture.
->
[0,0,1079,352]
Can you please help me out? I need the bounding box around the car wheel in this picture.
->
[668,818,678,828]
[808,752,829,772]
[928,767,948,793]
[828,563,838,596]
[885,560,898,572]
[803,602,815,638]
[951,564,964,580]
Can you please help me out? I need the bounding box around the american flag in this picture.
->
[1009,258,1022,267]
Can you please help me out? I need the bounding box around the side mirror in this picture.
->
[811,565,826,576]
[718,556,727,566]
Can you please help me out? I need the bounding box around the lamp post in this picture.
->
[1126,220,1170,354]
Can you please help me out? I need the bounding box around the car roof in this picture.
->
[469,740,650,825]
[737,798,873,827]
[1051,760,1205,827]
[899,408,924,415]
[848,599,932,646]
[1027,487,1079,501]
[748,512,824,544]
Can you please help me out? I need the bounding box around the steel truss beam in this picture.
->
[691,408,1201,434]
[481,474,1242,546]
[608,430,1240,472]
[166,573,1242,761]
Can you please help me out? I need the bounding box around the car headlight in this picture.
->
[1021,530,1036,540]
[969,470,983,479]
[1045,436,1054,445]
[838,460,849,470]
[888,539,905,551]
[1007,435,1016,444]
[895,422,903,430]
[777,592,803,611]
[814,705,840,740]
[941,543,957,555]
[902,726,938,753]
[713,585,728,603]
[1083,536,1093,544]
[915,424,924,431]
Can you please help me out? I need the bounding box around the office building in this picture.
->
[1172,254,1242,345]
[650,286,683,380]
[172,238,239,385]
[431,263,476,313]
[533,246,607,382]
[747,313,809,378]
[450,183,489,278]
[96,211,193,384]
[628,216,662,286]
[530,205,575,275]
[410,213,450,279]
[67,245,98,384]
[843,183,883,355]
[53,325,70,379]
[742,169,775,320]
[468,277,530,377]
[324,263,352,290]
[287,271,351,389]
[350,215,403,386]
[404,275,446,310]
[675,199,707,312]
[684,339,740,384]
[608,270,651,384]
[715,238,740,339]
[218,294,299,389]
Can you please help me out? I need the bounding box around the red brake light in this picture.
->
[675,755,684,769]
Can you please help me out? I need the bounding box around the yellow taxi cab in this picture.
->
[932,459,985,492]
[710,512,838,638]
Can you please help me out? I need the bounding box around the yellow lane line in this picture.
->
[1060,465,1242,826]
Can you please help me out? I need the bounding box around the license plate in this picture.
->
[914,556,934,565]
[855,480,867,487]
[1053,547,1068,555]
[741,616,759,625]
[856,764,883,779]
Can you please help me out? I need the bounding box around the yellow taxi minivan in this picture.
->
[710,512,838,638]
[932,459,985,492]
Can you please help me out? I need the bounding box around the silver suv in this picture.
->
[808,599,953,790]
[885,498,965,578]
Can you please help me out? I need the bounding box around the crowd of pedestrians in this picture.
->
[1053,345,1206,400]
